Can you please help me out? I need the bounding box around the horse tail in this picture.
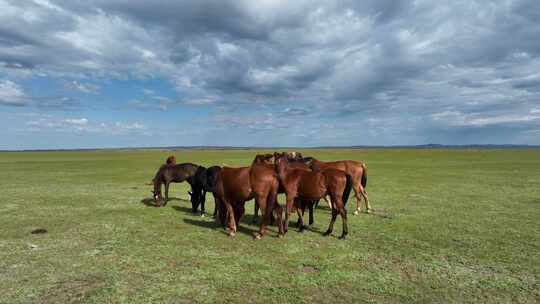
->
[205,167,220,193]
[343,174,353,207]
[361,163,368,188]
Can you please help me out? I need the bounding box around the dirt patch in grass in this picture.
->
[299,264,320,273]
[39,276,105,304]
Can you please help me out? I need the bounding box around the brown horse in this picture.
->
[213,163,283,239]
[251,154,317,229]
[310,159,370,215]
[274,153,353,239]
[152,162,200,207]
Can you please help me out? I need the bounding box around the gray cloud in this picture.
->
[1,0,540,144]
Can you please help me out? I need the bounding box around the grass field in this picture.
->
[1,149,539,303]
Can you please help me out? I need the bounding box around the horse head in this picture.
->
[187,190,202,213]
[273,152,289,173]
[252,153,274,165]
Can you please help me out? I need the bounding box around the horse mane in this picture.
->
[166,155,176,165]
[151,155,176,184]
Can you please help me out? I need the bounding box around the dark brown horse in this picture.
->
[152,163,200,207]
[310,159,370,214]
[274,153,353,239]
[213,163,283,239]
[187,165,222,216]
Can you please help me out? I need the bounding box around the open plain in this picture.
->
[1,149,539,303]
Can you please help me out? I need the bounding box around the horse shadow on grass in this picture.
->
[182,217,258,237]
[367,208,394,219]
[172,205,257,236]
[140,197,188,207]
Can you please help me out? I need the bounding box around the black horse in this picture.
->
[187,165,221,216]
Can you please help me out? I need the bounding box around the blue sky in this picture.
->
[1,0,540,149]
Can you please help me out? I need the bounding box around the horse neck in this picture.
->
[153,173,163,193]
[275,159,289,181]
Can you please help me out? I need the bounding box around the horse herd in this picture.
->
[150,152,371,240]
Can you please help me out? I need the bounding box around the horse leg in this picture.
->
[218,199,227,227]
[213,194,218,218]
[239,203,245,223]
[283,196,294,235]
[338,205,348,240]
[308,201,314,226]
[163,182,170,206]
[323,195,332,209]
[273,201,284,238]
[295,199,303,228]
[255,196,267,239]
[223,200,236,236]
[297,204,306,233]
[359,185,371,213]
[352,186,363,215]
[200,190,207,217]
[234,203,244,226]
[324,207,338,236]
[252,201,259,224]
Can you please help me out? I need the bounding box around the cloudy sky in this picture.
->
[1,0,540,149]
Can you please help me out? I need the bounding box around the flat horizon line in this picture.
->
[1,143,540,152]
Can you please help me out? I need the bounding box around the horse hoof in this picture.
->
[254,233,262,240]
[278,234,284,239]
[353,210,359,215]
[228,231,236,237]
[201,213,205,218]
[323,231,331,236]
[338,235,347,240]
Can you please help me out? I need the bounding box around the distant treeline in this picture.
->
[2,144,540,152]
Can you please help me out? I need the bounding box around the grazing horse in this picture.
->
[187,166,221,216]
[152,163,200,207]
[310,159,370,214]
[274,153,353,239]
[213,164,283,239]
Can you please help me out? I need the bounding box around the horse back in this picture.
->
[287,170,325,199]
[167,163,199,181]
[218,167,253,201]
[250,163,279,193]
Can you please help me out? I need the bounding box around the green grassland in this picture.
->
[1,149,539,303]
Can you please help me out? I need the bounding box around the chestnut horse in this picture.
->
[310,159,370,214]
[274,153,353,239]
[251,153,317,229]
[213,163,283,239]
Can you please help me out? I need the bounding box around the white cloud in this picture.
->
[431,111,540,127]
[0,80,27,106]
[27,116,146,135]
[65,81,99,94]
